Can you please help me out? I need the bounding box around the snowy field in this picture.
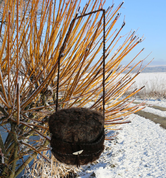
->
[78,111,166,178]
[130,73,166,98]
[22,100,166,178]
[21,72,166,178]
[22,107,166,178]
[77,72,166,178]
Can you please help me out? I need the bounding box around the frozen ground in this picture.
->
[136,98,166,108]
[131,73,166,91]
[21,72,166,178]
[130,73,166,98]
[78,112,166,178]
[76,73,166,178]
[21,99,166,178]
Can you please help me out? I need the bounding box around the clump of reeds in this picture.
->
[0,0,147,177]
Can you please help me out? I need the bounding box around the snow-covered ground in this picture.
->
[21,99,166,178]
[21,72,166,178]
[137,98,166,108]
[131,73,166,98]
[77,94,166,178]
[131,73,166,91]
[78,113,166,178]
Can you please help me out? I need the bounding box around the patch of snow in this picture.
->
[145,100,166,108]
[143,106,166,117]
[78,114,166,178]
[132,73,166,94]
[21,100,166,178]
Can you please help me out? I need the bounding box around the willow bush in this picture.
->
[0,0,146,177]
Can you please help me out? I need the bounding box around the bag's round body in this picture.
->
[49,108,105,166]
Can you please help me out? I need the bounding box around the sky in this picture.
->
[81,0,166,66]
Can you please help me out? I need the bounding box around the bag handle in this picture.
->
[56,9,106,118]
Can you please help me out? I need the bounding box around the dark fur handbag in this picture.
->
[49,108,105,167]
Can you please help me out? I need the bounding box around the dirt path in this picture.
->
[133,102,166,111]
[149,105,166,111]
[135,110,166,129]
[133,101,166,129]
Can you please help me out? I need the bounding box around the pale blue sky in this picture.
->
[80,0,166,66]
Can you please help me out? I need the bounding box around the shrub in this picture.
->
[0,0,145,177]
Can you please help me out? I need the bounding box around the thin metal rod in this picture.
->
[56,9,106,119]
[56,16,77,112]
[102,10,106,119]
[56,52,60,112]
[75,9,106,118]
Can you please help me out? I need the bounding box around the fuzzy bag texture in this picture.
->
[48,108,105,166]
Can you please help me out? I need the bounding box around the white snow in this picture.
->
[144,99,166,108]
[143,106,166,117]
[58,72,166,177]
[26,99,166,178]
[131,72,166,96]
[21,72,166,178]
[78,114,166,178]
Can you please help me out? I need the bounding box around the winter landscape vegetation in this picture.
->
[0,0,166,178]
[21,71,166,178]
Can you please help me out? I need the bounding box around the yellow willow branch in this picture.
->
[19,141,51,164]
[0,0,8,36]
[106,76,141,108]
[7,11,11,105]
[0,95,11,108]
[26,123,49,131]
[0,68,9,106]
[9,117,50,141]
[17,82,20,125]
[16,0,19,86]
[104,83,134,108]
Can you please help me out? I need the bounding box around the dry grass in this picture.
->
[22,152,79,178]
[135,89,166,99]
